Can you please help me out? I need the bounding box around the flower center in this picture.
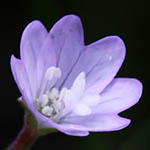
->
[35,66,101,122]
[38,88,61,117]
[35,66,65,120]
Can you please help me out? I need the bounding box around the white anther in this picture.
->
[48,88,59,100]
[55,68,62,78]
[45,66,56,80]
[41,106,53,117]
[41,94,49,108]
[52,101,61,113]
[45,66,61,81]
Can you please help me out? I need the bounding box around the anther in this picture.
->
[41,106,53,117]
[45,66,61,81]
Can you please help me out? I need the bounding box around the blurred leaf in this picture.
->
[22,0,62,26]
[119,118,150,150]
[75,133,114,150]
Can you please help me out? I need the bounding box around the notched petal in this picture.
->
[10,55,32,100]
[20,20,48,99]
[61,114,131,132]
[50,15,84,89]
[64,36,126,93]
[20,20,48,61]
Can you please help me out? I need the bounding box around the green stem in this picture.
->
[6,98,57,150]
[6,112,38,150]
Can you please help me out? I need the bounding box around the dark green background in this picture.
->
[0,0,149,149]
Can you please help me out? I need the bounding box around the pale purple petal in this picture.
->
[20,20,48,98]
[61,114,130,132]
[93,78,143,114]
[56,123,89,136]
[64,36,125,93]
[36,35,56,90]
[49,15,84,89]
[10,55,32,100]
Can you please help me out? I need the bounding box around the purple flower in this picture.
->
[10,15,143,136]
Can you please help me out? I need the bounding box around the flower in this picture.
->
[10,15,143,136]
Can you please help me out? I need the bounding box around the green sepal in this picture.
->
[18,97,38,130]
[37,128,57,136]
[18,97,57,137]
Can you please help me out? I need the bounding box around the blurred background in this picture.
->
[0,0,149,149]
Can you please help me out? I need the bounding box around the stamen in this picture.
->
[40,94,49,108]
[52,101,61,113]
[45,66,61,81]
[48,88,59,101]
[36,87,62,120]
[38,66,62,99]
[35,70,99,121]
[41,106,53,117]
[44,67,61,92]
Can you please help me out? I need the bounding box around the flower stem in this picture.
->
[6,112,38,150]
